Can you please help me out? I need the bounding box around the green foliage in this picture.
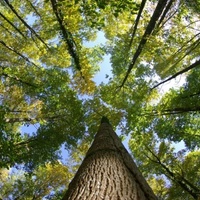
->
[0,66,85,170]
[0,162,72,199]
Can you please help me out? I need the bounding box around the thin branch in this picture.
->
[120,0,169,87]
[158,8,178,31]
[15,138,38,147]
[162,107,200,113]
[152,59,200,90]
[14,189,29,200]
[50,0,82,73]
[172,33,200,58]
[156,0,175,29]
[140,105,200,117]
[0,23,14,35]
[181,91,200,99]
[145,146,200,199]
[0,109,31,113]
[156,0,182,31]
[3,0,49,49]
[0,11,26,38]
[25,0,42,18]
[185,20,200,30]
[5,118,32,123]
[162,38,200,73]
[1,71,38,88]
[0,40,41,69]
[129,0,147,49]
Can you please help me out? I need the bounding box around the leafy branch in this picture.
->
[0,11,26,38]
[171,33,200,60]
[145,146,200,199]
[25,0,42,19]
[141,106,200,117]
[152,59,200,90]
[120,0,170,87]
[0,40,43,70]
[50,0,82,73]
[128,0,147,49]
[3,0,49,49]
[181,91,200,99]
[0,70,38,88]
[155,0,175,29]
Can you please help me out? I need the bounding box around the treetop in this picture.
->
[101,116,110,124]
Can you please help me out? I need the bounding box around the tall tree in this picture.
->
[0,0,200,198]
[62,117,157,200]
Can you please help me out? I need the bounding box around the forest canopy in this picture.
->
[0,0,200,199]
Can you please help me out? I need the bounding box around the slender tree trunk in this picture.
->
[62,118,157,200]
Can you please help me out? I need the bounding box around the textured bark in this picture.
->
[62,120,157,200]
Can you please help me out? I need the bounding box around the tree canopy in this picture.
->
[0,0,200,199]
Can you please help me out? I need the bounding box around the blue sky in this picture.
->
[86,31,112,85]
[20,31,114,164]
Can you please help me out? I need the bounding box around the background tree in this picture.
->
[0,162,72,199]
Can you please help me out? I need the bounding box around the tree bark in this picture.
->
[62,118,157,200]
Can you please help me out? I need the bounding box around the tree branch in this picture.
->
[164,38,200,74]
[120,0,169,87]
[162,107,200,113]
[140,105,200,117]
[145,146,200,199]
[15,137,38,147]
[152,59,200,90]
[156,0,175,29]
[171,33,200,60]
[50,0,82,73]
[1,71,38,88]
[0,23,15,36]
[129,0,147,49]
[3,0,49,49]
[5,118,32,123]
[25,0,42,19]
[0,40,41,69]
[0,11,26,38]
[14,189,29,200]
[181,91,200,99]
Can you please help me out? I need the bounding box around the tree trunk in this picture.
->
[62,118,157,200]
